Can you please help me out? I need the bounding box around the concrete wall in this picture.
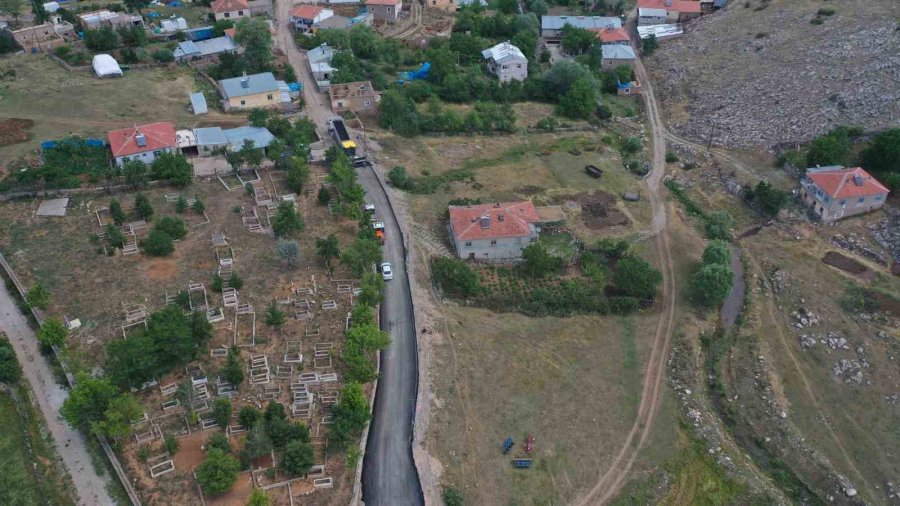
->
[488,59,527,82]
[800,187,888,223]
[453,235,535,260]
[114,146,175,167]
[214,9,250,21]
[225,90,278,110]
[369,3,400,21]
[602,57,633,70]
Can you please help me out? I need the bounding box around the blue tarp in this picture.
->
[399,62,430,82]
[183,26,214,41]
[287,82,302,92]
[41,138,106,150]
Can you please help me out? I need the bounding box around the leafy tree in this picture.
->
[175,195,188,214]
[152,49,174,63]
[282,440,314,476]
[388,166,411,190]
[221,346,245,386]
[32,0,49,23]
[543,60,597,97]
[284,157,310,194]
[193,198,206,215]
[806,127,853,168]
[275,238,301,268]
[0,337,22,383]
[560,24,595,55]
[315,234,340,269]
[267,418,310,449]
[123,160,148,189]
[526,0,547,16]
[196,448,240,495]
[151,152,193,187]
[705,211,734,241]
[165,434,179,454]
[557,78,596,119]
[26,283,50,310]
[212,398,233,428]
[317,186,332,205]
[351,303,375,327]
[212,19,234,37]
[691,263,733,307]
[145,305,200,369]
[84,27,119,51]
[207,432,231,453]
[596,239,630,260]
[621,136,642,155]
[238,406,262,428]
[379,89,419,136]
[241,139,264,170]
[341,238,382,277]
[134,192,154,220]
[105,332,158,390]
[521,243,564,277]
[264,401,287,424]
[346,323,390,352]
[497,0,518,14]
[123,0,150,13]
[330,382,370,446]
[243,422,273,460]
[613,256,662,300]
[142,229,174,256]
[701,240,731,267]
[248,489,272,506]
[642,33,658,55]
[272,202,304,237]
[248,108,269,128]
[61,373,118,428]
[861,128,900,175]
[431,258,481,298]
[234,17,273,73]
[37,317,67,348]
[117,25,147,47]
[264,301,285,327]
[93,394,143,439]
[155,216,188,240]
[358,272,385,307]
[109,199,126,224]
[750,181,788,216]
[190,310,213,345]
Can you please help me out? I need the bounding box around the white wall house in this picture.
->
[448,202,541,261]
[481,41,528,83]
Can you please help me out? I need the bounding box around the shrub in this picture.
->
[317,186,331,205]
[443,488,464,506]
[212,398,232,428]
[432,258,481,298]
[621,136,642,155]
[105,224,125,249]
[164,434,179,454]
[26,283,51,310]
[134,193,154,220]
[109,199,126,224]
[665,152,679,163]
[207,433,230,453]
[0,337,22,383]
[142,229,174,256]
[155,216,188,239]
[691,263,734,307]
[152,49,174,62]
[196,448,239,495]
[388,166,411,190]
[281,440,314,476]
[613,256,662,300]
[705,211,734,241]
[38,317,67,348]
[521,243,564,278]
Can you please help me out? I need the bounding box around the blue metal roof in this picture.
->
[195,127,228,146]
[219,72,279,99]
[225,126,275,150]
[189,92,208,114]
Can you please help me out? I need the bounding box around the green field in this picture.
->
[0,392,44,505]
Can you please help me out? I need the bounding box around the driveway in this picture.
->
[272,10,423,505]
[0,284,114,505]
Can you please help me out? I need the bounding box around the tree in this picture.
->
[557,78,596,119]
[267,418,310,449]
[0,337,22,384]
[241,139,264,170]
[145,305,200,369]
[521,243,564,277]
[346,323,390,352]
[642,33,658,56]
[228,272,243,290]
[212,398,233,428]
[282,440,314,476]
[208,432,231,453]
[93,394,143,439]
[248,489,272,506]
[431,258,481,298]
[705,211,734,241]
[221,346,245,386]
[317,186,332,205]
[543,60,597,97]
[264,301,285,327]
[32,0,49,23]
[109,199,126,225]
[213,19,235,37]
[691,263,734,307]
[613,256,662,300]
[284,157,310,194]
[330,382,370,446]
[315,234,340,269]
[152,49,174,63]
[151,152,193,187]
[226,150,244,173]
[351,303,375,327]
[527,0,548,16]
[193,198,206,215]
[379,89,419,135]
[83,27,119,51]
[272,202,304,237]
[235,17,273,72]
[275,238,301,268]
[560,25,595,55]
[190,310,213,345]
[105,332,159,390]
[142,229,174,256]
[243,422,273,460]
[37,317,67,348]
[123,0,150,13]
[61,373,118,428]
[387,166,411,190]
[701,240,731,267]
[238,406,262,428]
[26,283,50,310]
[196,448,240,495]
[806,127,852,168]
[134,192,154,220]
[497,0,518,14]
[175,196,188,213]
[248,108,269,128]
[123,160,148,189]
[155,216,188,239]
[861,128,900,175]
[751,181,788,216]
[358,272,384,307]
[341,238,382,277]
[165,434,179,454]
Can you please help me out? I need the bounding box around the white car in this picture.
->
[380,262,393,281]
[364,203,375,213]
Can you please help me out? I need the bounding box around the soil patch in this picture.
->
[0,118,34,147]
[174,431,210,472]
[145,257,178,282]
[206,470,253,506]
[555,191,629,230]
[821,251,872,279]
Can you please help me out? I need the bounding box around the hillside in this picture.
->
[647,0,900,150]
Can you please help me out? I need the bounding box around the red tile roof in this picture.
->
[107,122,177,158]
[591,27,630,43]
[290,4,325,19]
[223,27,236,38]
[449,202,540,241]
[211,0,249,13]
[366,0,401,5]
[807,167,889,199]
[638,0,701,13]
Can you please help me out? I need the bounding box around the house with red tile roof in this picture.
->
[591,27,630,45]
[211,0,250,22]
[800,166,890,222]
[107,122,177,167]
[290,5,333,32]
[637,0,701,24]
[448,201,542,260]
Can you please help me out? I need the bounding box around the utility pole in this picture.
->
[706,117,718,153]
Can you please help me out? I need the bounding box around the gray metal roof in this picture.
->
[195,127,228,146]
[482,41,526,63]
[225,126,275,150]
[308,44,333,64]
[541,15,622,30]
[602,44,636,60]
[219,72,279,99]
[316,15,352,29]
[189,92,208,114]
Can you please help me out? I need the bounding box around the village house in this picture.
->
[636,0,702,24]
[448,202,543,261]
[211,0,250,22]
[290,5,333,33]
[601,44,636,70]
[173,34,237,61]
[247,0,274,17]
[7,18,74,52]
[77,9,144,30]
[308,44,335,91]
[591,26,629,45]
[800,166,890,223]
[481,41,528,82]
[191,126,275,156]
[218,72,280,110]
[107,122,177,166]
[329,81,380,114]
[366,0,402,22]
[540,15,621,39]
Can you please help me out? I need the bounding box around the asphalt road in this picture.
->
[271,10,423,504]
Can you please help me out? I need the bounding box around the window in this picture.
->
[364,100,371,106]
[501,65,509,69]
[490,240,497,246]
[238,10,244,15]
[858,197,865,203]
[875,195,883,201]
[240,100,246,105]
[153,151,161,156]
[516,64,522,69]
[267,94,273,99]
[839,199,846,205]
[464,241,472,247]
[224,12,230,17]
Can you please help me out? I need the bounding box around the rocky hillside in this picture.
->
[647,0,900,150]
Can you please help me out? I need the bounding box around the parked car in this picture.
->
[380,262,393,280]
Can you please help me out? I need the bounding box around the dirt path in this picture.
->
[0,284,114,505]
[574,43,678,506]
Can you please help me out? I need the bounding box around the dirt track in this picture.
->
[574,24,678,506]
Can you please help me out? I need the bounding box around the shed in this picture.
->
[92,54,123,77]
[43,1,60,12]
[190,92,208,114]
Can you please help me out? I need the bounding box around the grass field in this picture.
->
[0,56,247,163]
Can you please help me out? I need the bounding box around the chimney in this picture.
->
[498,214,505,222]
[241,71,249,88]
[480,215,491,229]
[135,132,147,148]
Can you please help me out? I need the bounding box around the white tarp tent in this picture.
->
[92,54,123,77]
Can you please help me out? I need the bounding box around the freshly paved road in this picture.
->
[0,284,114,505]
[272,8,423,504]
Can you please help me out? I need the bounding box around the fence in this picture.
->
[0,250,142,506]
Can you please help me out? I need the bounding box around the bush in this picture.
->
[196,448,239,495]
[164,434,179,454]
[142,229,174,256]
[155,216,188,239]
[109,199,126,224]
[388,166,411,189]
[207,433,231,453]
[212,399,233,428]
[749,181,788,216]
[621,136,642,155]
[691,263,733,307]
[134,193,154,220]
[281,440,314,476]
[665,152,679,163]
[443,487,464,506]
[702,240,731,266]
[152,49,174,63]
[0,337,22,383]
[26,283,51,310]
[317,186,331,205]
[521,243,564,278]
[613,256,662,300]
[431,258,481,298]
[38,317,67,348]
[705,211,734,241]
[105,224,125,249]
